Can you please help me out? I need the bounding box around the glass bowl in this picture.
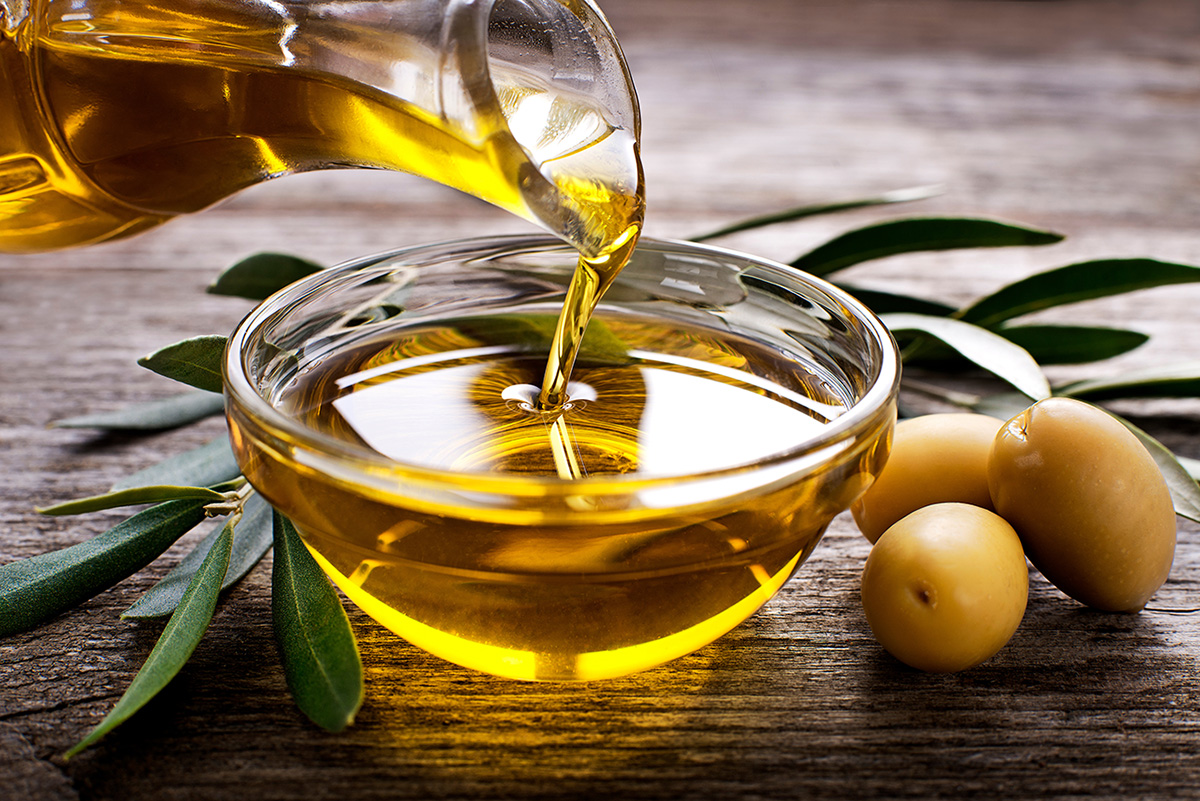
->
[223,235,899,681]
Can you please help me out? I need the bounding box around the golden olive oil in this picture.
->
[230,311,854,680]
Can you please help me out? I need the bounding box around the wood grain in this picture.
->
[3,1,1199,798]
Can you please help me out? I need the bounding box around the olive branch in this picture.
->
[5,190,1200,756]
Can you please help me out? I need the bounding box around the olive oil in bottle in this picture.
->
[0,0,643,256]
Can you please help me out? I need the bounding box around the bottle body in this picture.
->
[0,0,642,253]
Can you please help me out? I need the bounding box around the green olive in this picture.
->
[860,503,1028,673]
[987,397,1175,612]
[852,413,1002,543]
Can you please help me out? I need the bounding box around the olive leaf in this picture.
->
[908,325,1150,368]
[272,512,362,732]
[882,313,1051,400]
[837,284,956,316]
[791,218,1064,278]
[65,516,235,758]
[36,485,229,516]
[137,336,228,393]
[997,325,1149,366]
[691,185,941,241]
[0,500,209,637]
[113,436,242,492]
[957,258,1200,328]
[207,252,325,300]
[1057,362,1200,402]
[123,493,274,619]
[52,390,226,432]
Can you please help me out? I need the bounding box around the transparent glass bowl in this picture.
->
[224,236,899,681]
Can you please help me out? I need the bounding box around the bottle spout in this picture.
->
[484,0,648,256]
[318,0,644,259]
[476,0,644,259]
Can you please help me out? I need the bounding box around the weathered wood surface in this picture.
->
[3,0,1199,798]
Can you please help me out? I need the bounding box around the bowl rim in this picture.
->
[222,234,900,493]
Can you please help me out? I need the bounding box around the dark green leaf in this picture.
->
[691,185,941,241]
[997,324,1149,365]
[137,336,228,393]
[837,284,956,316]
[65,517,234,758]
[909,324,1150,369]
[791,218,1064,277]
[273,512,362,732]
[958,259,1200,328]
[1057,362,1200,402]
[52,391,225,431]
[37,485,226,516]
[207,252,324,300]
[0,500,207,637]
[1114,416,1200,524]
[113,436,242,492]
[123,494,273,619]
[883,313,1051,400]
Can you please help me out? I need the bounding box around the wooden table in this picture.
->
[4,1,1199,797]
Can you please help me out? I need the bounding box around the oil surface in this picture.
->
[233,312,853,679]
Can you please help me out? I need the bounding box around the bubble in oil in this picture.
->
[501,381,598,414]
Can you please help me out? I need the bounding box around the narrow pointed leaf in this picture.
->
[958,259,1200,328]
[273,512,362,732]
[113,436,242,492]
[791,218,1064,277]
[65,519,234,758]
[909,324,1150,368]
[883,313,1051,400]
[37,485,226,516]
[836,284,956,316]
[52,391,225,432]
[137,336,228,393]
[123,494,273,619]
[1114,416,1200,524]
[0,500,208,637]
[207,252,324,300]
[998,324,1149,365]
[1057,362,1200,402]
[692,185,941,241]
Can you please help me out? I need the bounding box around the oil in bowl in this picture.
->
[224,236,899,681]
